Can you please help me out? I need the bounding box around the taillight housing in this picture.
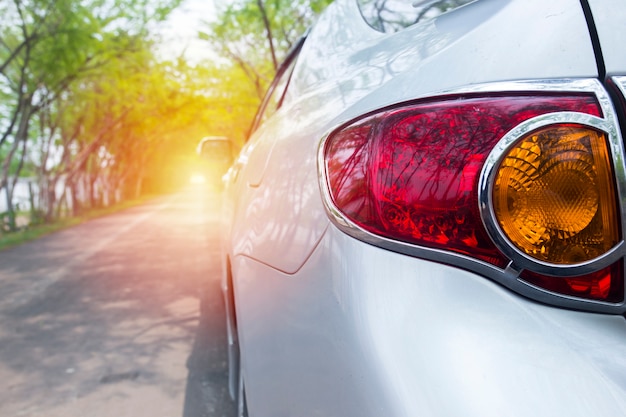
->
[321,80,626,313]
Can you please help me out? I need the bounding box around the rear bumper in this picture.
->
[233,225,626,416]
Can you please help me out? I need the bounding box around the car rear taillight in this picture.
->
[491,124,619,265]
[322,91,624,307]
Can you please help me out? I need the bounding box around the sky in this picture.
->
[155,0,221,63]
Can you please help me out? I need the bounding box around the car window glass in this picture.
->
[249,37,305,137]
[258,56,298,125]
[357,0,477,33]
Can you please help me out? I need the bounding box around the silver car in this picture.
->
[220,0,626,415]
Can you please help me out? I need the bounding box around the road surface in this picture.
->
[0,184,235,417]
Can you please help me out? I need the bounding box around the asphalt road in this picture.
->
[0,184,235,417]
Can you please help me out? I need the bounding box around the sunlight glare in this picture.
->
[190,173,207,184]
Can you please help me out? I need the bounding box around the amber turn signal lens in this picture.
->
[493,124,619,264]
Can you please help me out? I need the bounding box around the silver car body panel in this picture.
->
[233,226,626,416]
[221,0,626,415]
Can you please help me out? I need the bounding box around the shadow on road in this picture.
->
[182,282,236,417]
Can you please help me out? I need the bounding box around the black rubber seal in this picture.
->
[579,0,606,80]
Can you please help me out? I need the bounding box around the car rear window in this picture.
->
[357,0,477,33]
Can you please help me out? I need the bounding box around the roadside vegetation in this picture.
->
[0,0,332,241]
[0,193,157,250]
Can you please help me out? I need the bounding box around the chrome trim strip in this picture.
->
[318,78,626,314]
[612,76,626,99]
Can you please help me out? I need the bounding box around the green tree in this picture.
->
[0,0,181,227]
[53,48,225,213]
[196,0,332,148]
[201,0,333,99]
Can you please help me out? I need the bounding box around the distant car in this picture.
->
[220,0,626,416]
[196,136,234,187]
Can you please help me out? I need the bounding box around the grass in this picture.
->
[0,195,158,251]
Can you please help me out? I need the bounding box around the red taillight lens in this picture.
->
[325,94,601,268]
[521,262,624,303]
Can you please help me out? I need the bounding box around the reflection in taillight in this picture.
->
[324,93,624,303]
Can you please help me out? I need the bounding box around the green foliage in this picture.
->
[0,193,155,250]
[0,0,183,226]
[196,0,332,145]
[202,0,333,95]
[0,142,35,176]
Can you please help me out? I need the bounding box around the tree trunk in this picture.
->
[0,97,33,231]
[2,185,16,231]
[134,175,143,199]
[68,176,81,216]
[44,179,57,223]
[257,0,278,72]
[28,181,38,224]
